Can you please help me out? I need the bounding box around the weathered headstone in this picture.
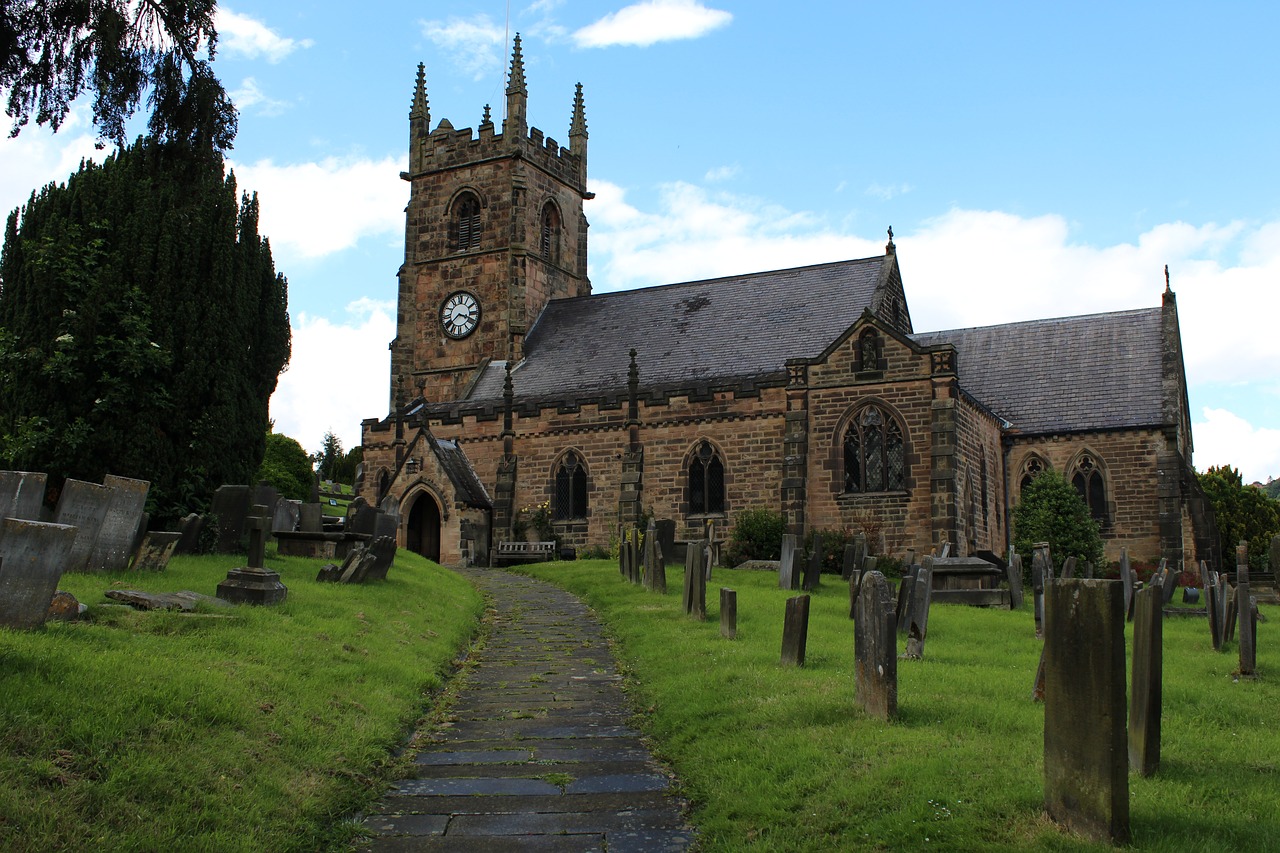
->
[273,500,301,534]
[365,535,397,581]
[841,543,858,581]
[848,533,868,581]
[1223,578,1237,643]
[1032,543,1050,638]
[720,588,737,639]
[1044,578,1129,844]
[347,497,377,536]
[802,534,824,592]
[85,475,150,572]
[895,563,918,635]
[1237,543,1257,678]
[54,479,111,572]
[779,533,799,591]
[130,531,181,572]
[173,512,204,555]
[1007,553,1025,610]
[848,569,863,620]
[854,571,897,721]
[0,518,77,629]
[655,519,678,566]
[0,471,46,521]
[683,540,706,620]
[1120,548,1135,622]
[212,484,251,553]
[903,556,935,659]
[1061,556,1077,580]
[1206,567,1223,650]
[104,589,230,611]
[643,519,666,593]
[1129,582,1163,776]
[780,594,810,666]
[300,503,323,534]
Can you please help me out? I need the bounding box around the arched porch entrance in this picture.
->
[405,491,442,562]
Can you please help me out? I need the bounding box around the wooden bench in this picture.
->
[492,541,557,566]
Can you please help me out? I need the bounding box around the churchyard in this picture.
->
[514,557,1280,851]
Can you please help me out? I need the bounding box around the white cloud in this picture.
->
[420,16,506,81]
[229,77,289,116]
[1192,408,1280,483]
[574,0,732,48]
[216,8,313,63]
[865,182,912,200]
[0,107,107,221]
[704,164,740,182]
[227,155,406,263]
[270,299,395,453]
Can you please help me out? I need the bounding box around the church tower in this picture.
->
[389,36,592,410]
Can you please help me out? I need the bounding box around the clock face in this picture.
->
[440,291,480,339]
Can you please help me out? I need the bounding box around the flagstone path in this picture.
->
[358,567,694,851]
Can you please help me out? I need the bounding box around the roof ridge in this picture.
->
[916,305,1160,338]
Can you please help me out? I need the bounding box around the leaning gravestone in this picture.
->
[779,534,799,591]
[130,532,181,572]
[173,513,204,555]
[0,471,46,522]
[364,536,397,581]
[895,563,918,635]
[1237,544,1257,679]
[1032,544,1050,638]
[855,571,897,721]
[802,534,824,592]
[54,479,112,572]
[1044,578,1129,844]
[903,556,935,659]
[0,518,77,630]
[1129,580,1163,776]
[212,484,251,553]
[85,475,149,572]
[841,543,859,581]
[780,594,811,666]
[1006,553,1025,610]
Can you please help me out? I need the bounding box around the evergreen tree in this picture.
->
[0,137,290,524]
[255,432,313,502]
[315,430,343,482]
[1012,469,1104,572]
[1197,465,1280,573]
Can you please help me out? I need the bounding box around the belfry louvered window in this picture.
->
[688,440,725,514]
[452,193,481,251]
[553,451,588,520]
[540,202,561,263]
[843,405,906,493]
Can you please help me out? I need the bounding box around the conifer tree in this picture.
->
[0,137,290,524]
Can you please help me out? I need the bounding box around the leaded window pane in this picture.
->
[689,458,706,513]
[864,423,884,491]
[707,456,725,513]
[571,465,587,518]
[844,429,862,492]
[554,466,572,520]
[886,421,904,489]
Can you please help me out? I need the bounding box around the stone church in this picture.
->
[360,38,1213,570]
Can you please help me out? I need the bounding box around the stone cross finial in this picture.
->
[886,226,895,254]
[482,104,491,124]
[1164,264,1170,292]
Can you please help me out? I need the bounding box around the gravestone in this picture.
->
[1006,553,1025,610]
[1061,556,1077,579]
[655,519,678,566]
[779,534,799,591]
[1032,543,1050,638]
[0,471,46,521]
[1129,582,1163,776]
[365,536,397,581]
[346,497,376,536]
[130,532,181,572]
[895,563,918,635]
[854,571,897,721]
[273,500,301,535]
[643,519,666,593]
[802,534,823,592]
[251,483,280,527]
[1119,549,1135,622]
[379,494,399,514]
[903,556,935,659]
[629,528,643,584]
[54,479,112,572]
[374,509,399,544]
[85,475,149,572]
[1237,544,1257,678]
[1044,578,1129,844]
[780,594,810,666]
[847,533,868,580]
[1206,567,1223,650]
[212,484,251,553]
[848,569,863,620]
[216,505,287,605]
[720,588,737,639]
[683,540,706,620]
[0,518,77,630]
[173,512,204,555]
[300,503,323,533]
[841,543,859,581]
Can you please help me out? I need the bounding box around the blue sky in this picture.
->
[2,1,1277,481]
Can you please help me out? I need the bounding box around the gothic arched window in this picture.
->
[1019,454,1047,495]
[1071,453,1107,522]
[540,202,561,264]
[687,440,725,515]
[553,451,588,520]
[844,405,906,493]
[451,192,482,251]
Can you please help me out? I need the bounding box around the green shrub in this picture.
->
[1012,469,1103,573]
[725,507,785,564]
[804,527,854,574]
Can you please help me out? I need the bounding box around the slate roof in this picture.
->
[465,257,888,403]
[912,307,1166,435]
[430,437,491,508]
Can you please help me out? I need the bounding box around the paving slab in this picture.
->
[360,567,692,850]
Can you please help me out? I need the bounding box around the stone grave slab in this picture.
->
[1129,583,1163,776]
[272,500,301,534]
[211,484,250,553]
[54,478,112,572]
[0,470,46,521]
[85,475,149,572]
[780,594,810,666]
[855,571,897,721]
[779,533,798,591]
[130,531,181,571]
[0,518,77,629]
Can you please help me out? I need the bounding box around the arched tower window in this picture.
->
[687,440,725,515]
[540,202,561,264]
[451,192,482,251]
[1071,452,1108,522]
[553,451,588,520]
[843,404,906,493]
[856,328,883,372]
[1019,454,1048,495]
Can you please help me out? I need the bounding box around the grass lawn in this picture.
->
[515,560,1280,852]
[0,548,483,852]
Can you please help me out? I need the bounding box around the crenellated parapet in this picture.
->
[408,119,587,192]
